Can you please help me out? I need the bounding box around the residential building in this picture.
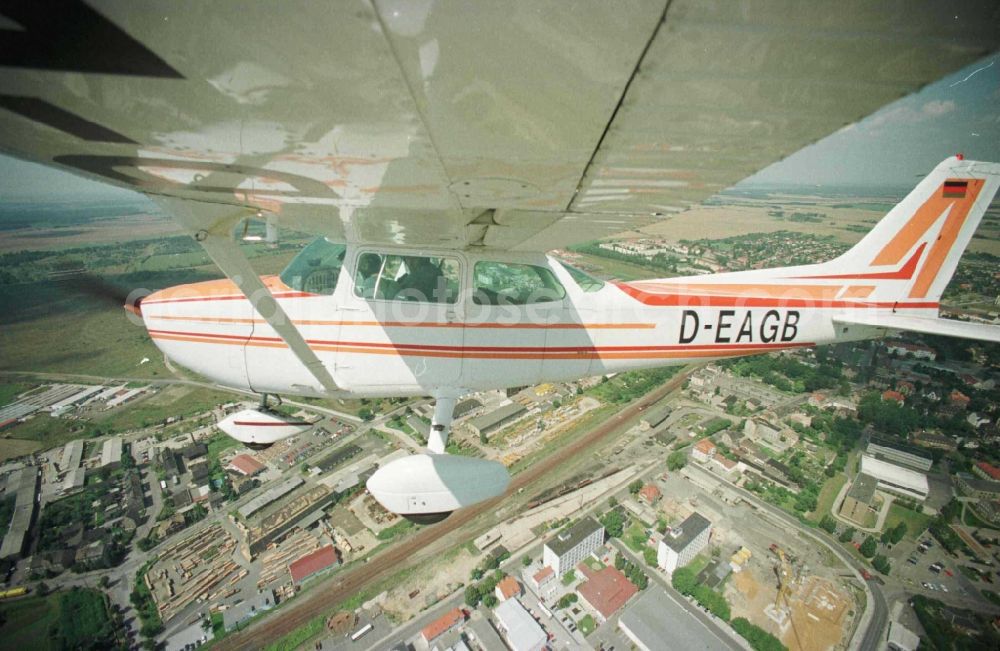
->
[713,456,738,475]
[840,473,877,524]
[542,516,604,576]
[638,484,661,505]
[911,431,957,452]
[421,608,465,646]
[973,462,1000,482]
[657,512,712,573]
[886,342,936,360]
[495,576,521,602]
[493,598,546,651]
[860,454,928,502]
[576,566,637,622]
[949,390,970,409]
[692,439,716,463]
[530,566,554,591]
[467,402,528,439]
[867,437,933,472]
[881,390,905,405]
[955,473,1000,500]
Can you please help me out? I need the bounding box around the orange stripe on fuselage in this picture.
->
[622,282,844,300]
[871,180,984,266]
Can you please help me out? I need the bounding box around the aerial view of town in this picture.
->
[0,183,998,651]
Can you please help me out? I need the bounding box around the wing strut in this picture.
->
[155,198,340,395]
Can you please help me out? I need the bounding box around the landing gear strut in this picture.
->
[428,396,456,454]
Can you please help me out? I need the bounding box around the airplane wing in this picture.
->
[1,1,999,250]
[833,314,1000,343]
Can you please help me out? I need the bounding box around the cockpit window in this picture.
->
[557,260,605,292]
[280,237,346,295]
[354,252,460,304]
[473,261,566,305]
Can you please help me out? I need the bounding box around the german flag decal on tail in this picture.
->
[943,180,968,198]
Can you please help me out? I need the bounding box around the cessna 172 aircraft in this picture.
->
[1,1,999,521]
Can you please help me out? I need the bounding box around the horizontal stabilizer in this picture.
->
[834,314,1000,343]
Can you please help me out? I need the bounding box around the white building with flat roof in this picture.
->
[860,454,928,502]
[494,598,546,651]
[658,512,712,573]
[542,516,604,576]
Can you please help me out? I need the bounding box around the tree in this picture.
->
[819,515,836,534]
[600,509,625,538]
[464,585,481,607]
[859,536,877,558]
[557,593,578,609]
[667,450,687,471]
[482,593,498,608]
[628,479,644,495]
[889,521,907,545]
[872,554,891,575]
[521,555,532,567]
[643,547,658,567]
[671,567,698,595]
[614,554,625,571]
[99,575,111,589]
[838,527,855,543]
[470,567,483,581]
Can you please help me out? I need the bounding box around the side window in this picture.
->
[473,261,566,305]
[557,260,605,292]
[354,253,460,304]
[279,237,346,295]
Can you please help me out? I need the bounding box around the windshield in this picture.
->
[557,260,605,292]
[279,237,347,294]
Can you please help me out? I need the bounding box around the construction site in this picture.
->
[726,542,854,651]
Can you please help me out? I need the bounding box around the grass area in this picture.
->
[0,588,114,651]
[884,503,932,541]
[685,553,711,577]
[1,413,97,451]
[91,384,235,433]
[624,521,648,553]
[0,382,31,405]
[263,614,326,651]
[0,592,60,651]
[982,590,1000,606]
[962,505,992,529]
[578,613,596,636]
[570,252,671,282]
[562,570,576,586]
[809,472,846,523]
[376,519,414,541]
[583,557,604,572]
[207,432,241,462]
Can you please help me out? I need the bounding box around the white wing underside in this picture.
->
[834,314,1000,343]
[0,1,998,250]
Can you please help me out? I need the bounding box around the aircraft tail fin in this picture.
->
[803,156,1000,305]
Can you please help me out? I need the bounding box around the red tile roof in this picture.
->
[421,607,464,643]
[496,576,520,600]
[881,390,905,404]
[532,566,554,585]
[638,484,661,503]
[227,453,266,476]
[577,566,637,619]
[977,462,1000,481]
[288,545,339,584]
[694,439,716,455]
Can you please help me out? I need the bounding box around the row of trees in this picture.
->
[671,567,730,621]
[612,554,650,590]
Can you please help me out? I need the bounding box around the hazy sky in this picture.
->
[0,54,997,203]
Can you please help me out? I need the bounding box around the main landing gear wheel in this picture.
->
[367,394,510,523]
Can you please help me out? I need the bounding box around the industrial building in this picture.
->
[866,437,933,472]
[288,544,340,584]
[493,598,546,651]
[840,473,877,524]
[467,402,528,439]
[0,467,39,559]
[658,512,712,573]
[227,454,266,477]
[620,587,721,651]
[59,440,84,473]
[860,454,928,502]
[542,516,604,576]
[237,476,303,519]
[100,437,123,469]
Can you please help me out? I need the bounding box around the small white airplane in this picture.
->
[1,2,998,522]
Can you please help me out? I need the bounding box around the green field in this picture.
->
[884,503,932,541]
[0,588,115,651]
[809,472,847,524]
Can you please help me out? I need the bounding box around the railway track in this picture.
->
[216,366,694,650]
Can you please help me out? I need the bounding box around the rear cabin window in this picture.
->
[473,261,566,305]
[280,237,346,295]
[354,253,460,304]
[557,260,605,292]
